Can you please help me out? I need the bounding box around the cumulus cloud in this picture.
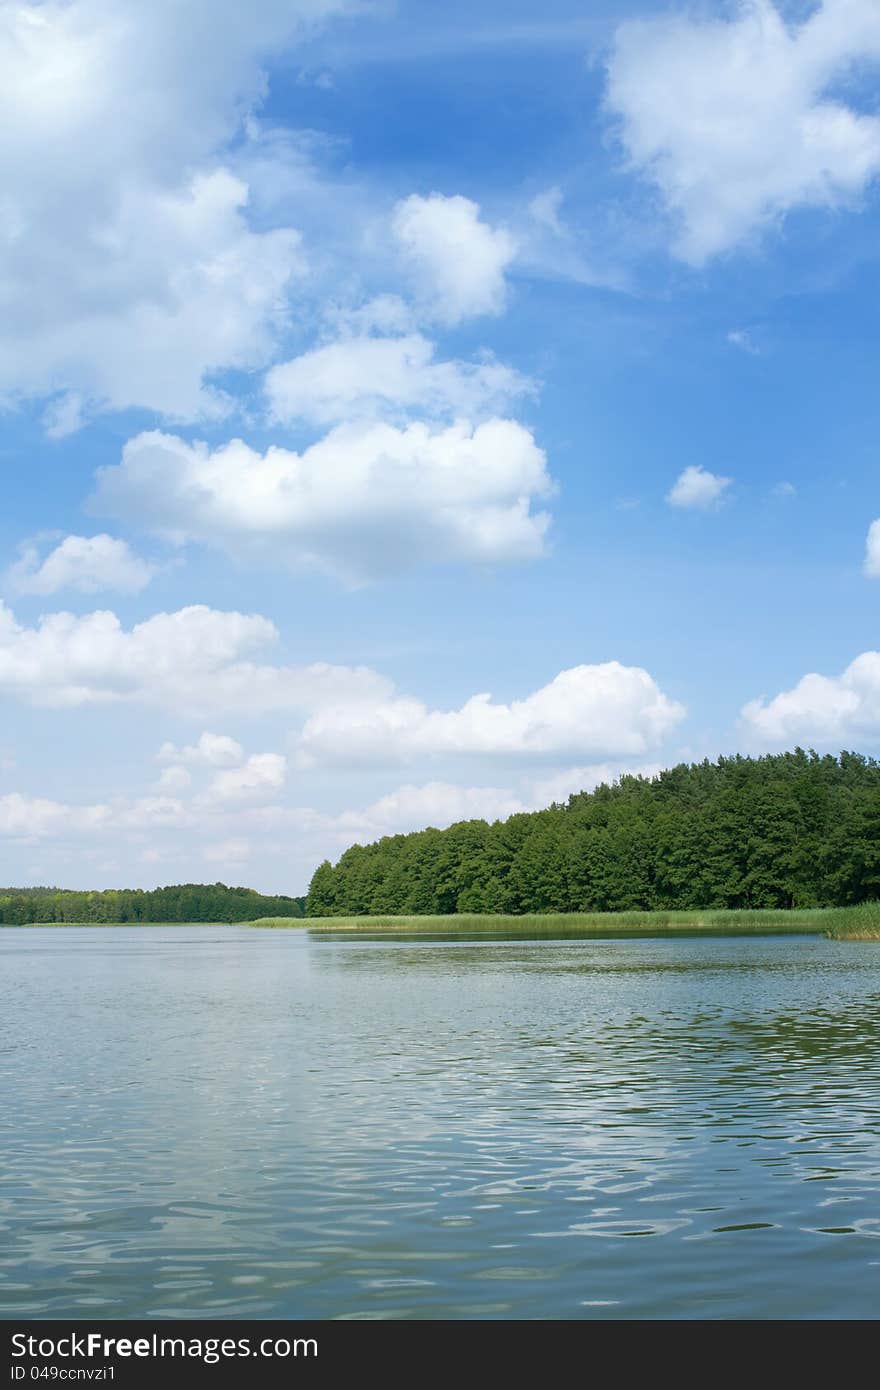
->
[325,295,415,338]
[158,732,245,767]
[92,421,554,582]
[0,790,190,841]
[7,534,155,596]
[606,0,880,262]
[864,519,880,576]
[297,662,685,767]
[0,778,518,851]
[203,753,288,803]
[0,1,358,422]
[265,333,533,426]
[330,765,670,839]
[26,167,304,422]
[741,650,880,744]
[331,781,529,835]
[0,792,111,839]
[0,600,391,713]
[332,763,669,835]
[391,193,517,323]
[0,760,526,872]
[154,766,193,794]
[0,727,280,869]
[529,761,665,807]
[666,466,731,511]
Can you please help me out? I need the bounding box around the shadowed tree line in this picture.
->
[0,882,306,925]
[306,750,880,916]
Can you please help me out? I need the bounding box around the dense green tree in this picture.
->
[304,861,338,917]
[304,750,880,916]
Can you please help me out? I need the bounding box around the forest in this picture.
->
[0,882,306,925]
[305,750,880,916]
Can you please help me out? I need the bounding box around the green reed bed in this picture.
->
[823,901,880,939]
[249,907,848,937]
[248,916,311,929]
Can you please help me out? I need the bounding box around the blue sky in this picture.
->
[2,0,880,893]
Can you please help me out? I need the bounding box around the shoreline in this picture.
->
[6,906,880,939]
[250,905,880,939]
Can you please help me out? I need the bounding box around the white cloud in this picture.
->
[0,600,391,713]
[329,764,669,840]
[92,420,554,582]
[5,165,302,422]
[772,480,796,499]
[203,837,252,865]
[529,761,665,807]
[727,329,761,355]
[606,0,880,262]
[331,764,668,837]
[0,777,518,854]
[297,662,685,767]
[391,193,517,323]
[324,294,415,337]
[0,1,357,422]
[158,732,245,767]
[0,792,111,839]
[203,753,287,803]
[666,465,731,511]
[265,333,533,426]
[0,790,190,841]
[334,781,530,835]
[7,534,155,596]
[864,518,880,576]
[154,766,193,794]
[741,650,880,744]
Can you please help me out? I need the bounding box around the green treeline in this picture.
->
[0,882,306,925]
[306,750,880,916]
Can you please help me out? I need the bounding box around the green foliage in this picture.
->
[0,883,306,925]
[305,749,880,916]
[824,901,880,939]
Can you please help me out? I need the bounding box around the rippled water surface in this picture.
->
[2,926,880,1319]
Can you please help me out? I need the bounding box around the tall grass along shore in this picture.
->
[823,902,880,939]
[249,903,880,938]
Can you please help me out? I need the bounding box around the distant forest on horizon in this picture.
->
[306,750,880,917]
[0,882,306,925]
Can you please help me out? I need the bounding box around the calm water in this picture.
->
[2,926,880,1320]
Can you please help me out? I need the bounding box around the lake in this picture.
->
[2,926,879,1320]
